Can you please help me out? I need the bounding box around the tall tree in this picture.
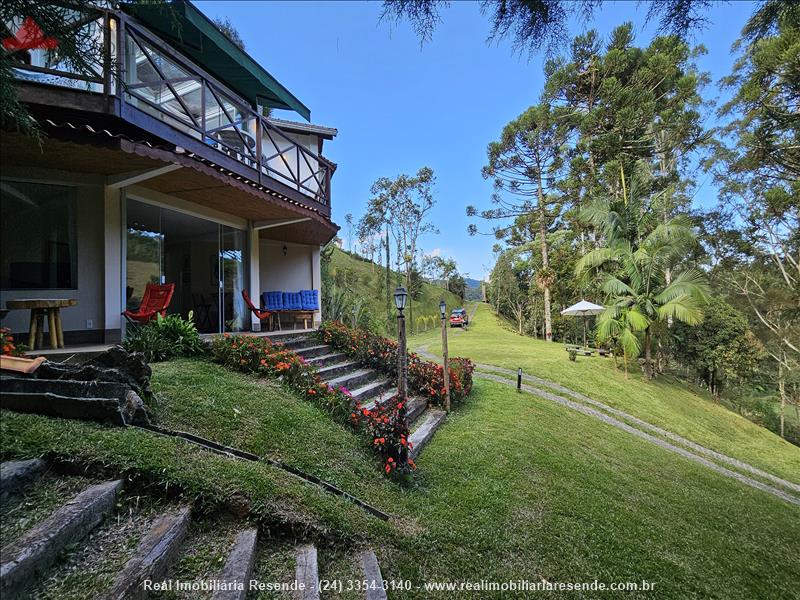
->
[472,103,566,340]
[712,5,799,435]
[544,24,709,244]
[362,167,438,327]
[489,249,531,335]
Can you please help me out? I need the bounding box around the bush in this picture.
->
[318,321,475,408]
[210,334,413,475]
[0,328,26,357]
[123,313,207,362]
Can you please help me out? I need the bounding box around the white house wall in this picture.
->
[259,239,322,325]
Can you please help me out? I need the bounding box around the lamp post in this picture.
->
[394,287,408,399]
[439,299,450,412]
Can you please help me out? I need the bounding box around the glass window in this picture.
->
[0,180,77,289]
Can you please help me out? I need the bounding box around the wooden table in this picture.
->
[6,299,77,350]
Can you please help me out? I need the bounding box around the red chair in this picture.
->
[123,283,175,324]
[242,290,273,329]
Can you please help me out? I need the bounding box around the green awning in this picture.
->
[120,0,311,121]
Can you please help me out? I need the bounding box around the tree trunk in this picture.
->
[644,327,653,380]
[537,172,553,341]
[405,266,413,332]
[385,226,391,331]
[778,356,786,439]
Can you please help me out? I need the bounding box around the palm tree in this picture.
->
[596,304,648,378]
[578,224,710,379]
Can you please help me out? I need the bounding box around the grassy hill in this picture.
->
[327,247,463,335]
[411,302,800,485]
[3,356,798,598]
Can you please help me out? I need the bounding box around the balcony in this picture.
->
[6,4,333,215]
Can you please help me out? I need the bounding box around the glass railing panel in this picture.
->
[7,10,106,92]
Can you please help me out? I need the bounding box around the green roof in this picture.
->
[121,0,311,121]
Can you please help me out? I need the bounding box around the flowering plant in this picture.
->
[0,328,26,357]
[319,321,474,408]
[210,334,410,474]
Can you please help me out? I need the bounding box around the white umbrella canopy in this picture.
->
[561,300,604,317]
[561,300,605,348]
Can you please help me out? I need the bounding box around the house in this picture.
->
[0,1,339,347]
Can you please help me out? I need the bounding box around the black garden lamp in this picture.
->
[394,286,408,314]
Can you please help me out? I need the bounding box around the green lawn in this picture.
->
[3,358,799,598]
[410,303,800,486]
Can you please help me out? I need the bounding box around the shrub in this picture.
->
[318,321,475,408]
[210,334,413,475]
[0,328,26,357]
[124,313,207,362]
[568,348,577,362]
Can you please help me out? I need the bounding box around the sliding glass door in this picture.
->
[126,199,247,334]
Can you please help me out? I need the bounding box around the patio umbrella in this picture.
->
[561,300,604,348]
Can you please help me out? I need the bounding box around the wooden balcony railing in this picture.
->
[8,5,333,214]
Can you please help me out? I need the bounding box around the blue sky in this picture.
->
[198,0,756,280]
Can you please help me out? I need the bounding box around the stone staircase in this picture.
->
[0,459,390,599]
[283,332,446,457]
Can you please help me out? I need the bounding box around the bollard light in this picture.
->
[517,368,522,393]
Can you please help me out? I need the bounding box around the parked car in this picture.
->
[450,308,469,327]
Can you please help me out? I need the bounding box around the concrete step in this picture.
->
[324,368,379,392]
[362,388,398,411]
[294,344,332,359]
[360,549,388,600]
[278,334,318,350]
[102,505,191,599]
[212,528,258,600]
[350,379,393,403]
[293,544,319,600]
[0,479,123,598]
[0,458,46,503]
[315,360,362,380]
[409,409,447,459]
[305,352,348,367]
[406,396,428,427]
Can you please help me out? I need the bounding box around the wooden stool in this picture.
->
[6,299,77,350]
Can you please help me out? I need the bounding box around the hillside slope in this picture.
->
[411,303,800,485]
[328,247,463,334]
[3,358,798,598]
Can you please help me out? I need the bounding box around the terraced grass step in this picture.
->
[102,505,191,599]
[0,458,45,503]
[314,360,362,380]
[212,528,258,600]
[0,479,123,598]
[248,540,296,598]
[294,544,319,600]
[409,409,447,459]
[293,344,332,359]
[28,491,169,599]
